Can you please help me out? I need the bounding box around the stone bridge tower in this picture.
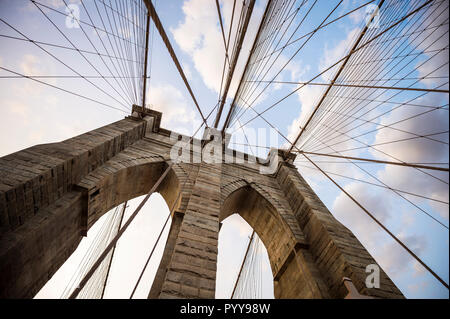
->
[0,108,403,299]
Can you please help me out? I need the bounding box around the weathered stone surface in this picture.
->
[0,109,403,299]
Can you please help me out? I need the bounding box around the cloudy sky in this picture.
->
[0,0,448,299]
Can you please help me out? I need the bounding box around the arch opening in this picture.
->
[219,184,300,298]
[216,214,274,299]
[85,161,182,231]
[23,160,185,299]
[35,192,173,299]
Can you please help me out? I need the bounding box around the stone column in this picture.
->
[148,211,184,298]
[158,162,221,298]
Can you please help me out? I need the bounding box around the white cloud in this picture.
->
[371,97,448,163]
[146,83,200,135]
[410,1,449,88]
[0,54,121,157]
[407,280,430,294]
[348,8,365,25]
[286,84,323,143]
[171,0,229,93]
[331,182,432,291]
[369,92,449,220]
[25,0,80,11]
[319,28,360,81]
[412,261,427,278]
[363,2,450,221]
[182,62,192,81]
[378,165,449,220]
[375,233,428,277]
[332,182,393,239]
[225,213,252,237]
[20,54,41,75]
[171,0,265,98]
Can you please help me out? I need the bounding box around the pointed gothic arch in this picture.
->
[0,137,183,298]
[0,115,404,299]
[217,213,274,298]
[219,180,329,298]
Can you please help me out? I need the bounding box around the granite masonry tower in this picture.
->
[0,107,403,299]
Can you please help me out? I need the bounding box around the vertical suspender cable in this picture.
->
[231,230,255,298]
[100,201,127,299]
[141,12,150,108]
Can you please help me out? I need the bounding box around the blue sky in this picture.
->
[0,0,448,298]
